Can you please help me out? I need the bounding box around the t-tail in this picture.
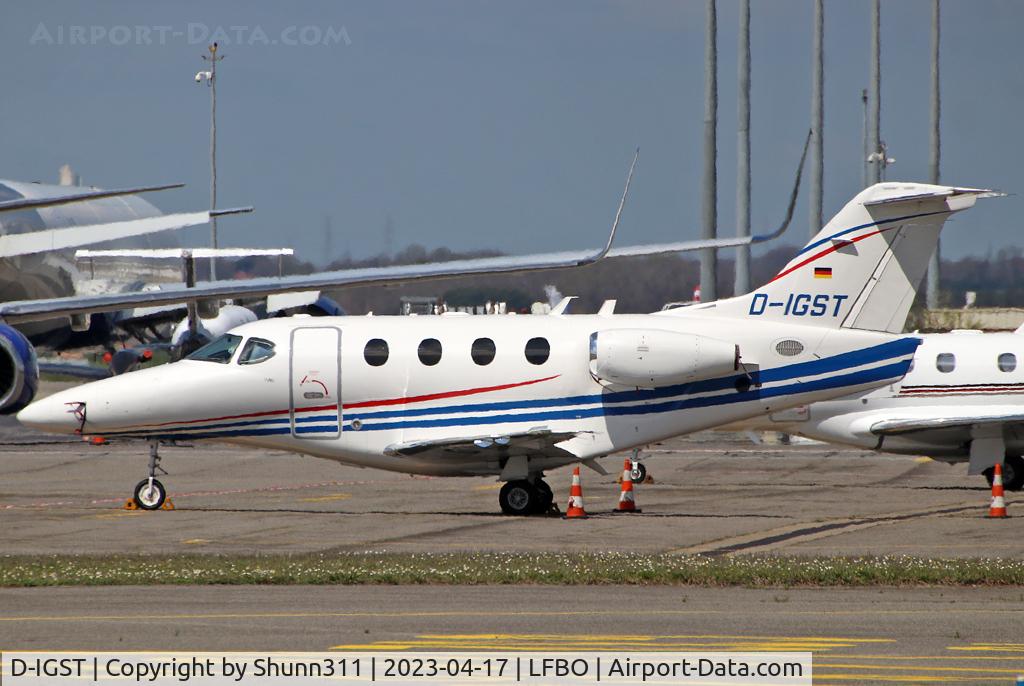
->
[711,183,1000,333]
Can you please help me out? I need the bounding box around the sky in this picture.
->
[1,0,1022,265]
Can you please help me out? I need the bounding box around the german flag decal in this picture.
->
[813,267,833,279]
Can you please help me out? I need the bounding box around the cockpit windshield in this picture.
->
[186,334,242,363]
[238,337,276,365]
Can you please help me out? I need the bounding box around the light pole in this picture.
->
[195,42,223,279]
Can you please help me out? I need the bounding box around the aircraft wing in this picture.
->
[0,235,756,325]
[870,408,1024,435]
[0,207,252,258]
[0,183,184,213]
[384,428,582,459]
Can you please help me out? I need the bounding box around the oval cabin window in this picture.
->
[363,339,389,367]
[524,337,550,365]
[998,352,1017,372]
[418,338,443,366]
[936,353,956,373]
[471,338,496,366]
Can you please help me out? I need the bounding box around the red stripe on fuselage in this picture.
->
[100,376,560,431]
[343,375,561,410]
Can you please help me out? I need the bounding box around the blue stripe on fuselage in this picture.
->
[346,337,919,423]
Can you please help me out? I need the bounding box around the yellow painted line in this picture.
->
[299,493,351,502]
[415,634,888,647]
[914,456,934,463]
[471,484,502,491]
[331,642,860,651]
[814,675,970,683]
[817,662,1024,675]
[181,539,210,545]
[90,511,143,520]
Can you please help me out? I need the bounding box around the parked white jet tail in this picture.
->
[708,183,999,333]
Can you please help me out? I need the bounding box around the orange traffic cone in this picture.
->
[563,465,588,519]
[988,463,1009,518]
[613,458,641,513]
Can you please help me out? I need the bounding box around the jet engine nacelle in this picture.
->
[0,324,39,414]
[589,328,739,388]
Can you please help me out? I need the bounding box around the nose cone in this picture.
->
[17,394,82,434]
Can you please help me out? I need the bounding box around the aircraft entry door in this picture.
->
[289,326,342,439]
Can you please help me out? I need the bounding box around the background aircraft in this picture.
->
[0,176,250,346]
[747,328,1024,491]
[16,182,995,514]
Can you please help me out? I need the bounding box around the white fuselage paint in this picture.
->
[19,310,918,477]
[758,331,1024,460]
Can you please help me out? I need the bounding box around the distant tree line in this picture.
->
[231,243,1024,319]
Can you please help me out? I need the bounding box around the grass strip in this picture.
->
[2,552,1024,588]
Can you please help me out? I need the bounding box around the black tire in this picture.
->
[499,480,538,516]
[133,478,167,510]
[1003,456,1024,491]
[630,462,647,484]
[534,480,554,514]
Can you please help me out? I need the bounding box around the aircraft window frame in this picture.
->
[935,352,956,374]
[471,337,496,366]
[186,334,243,364]
[418,338,443,366]
[363,338,390,367]
[524,337,550,365]
[998,352,1017,373]
[237,337,276,365]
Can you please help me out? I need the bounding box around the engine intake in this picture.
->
[0,324,39,414]
[589,328,739,388]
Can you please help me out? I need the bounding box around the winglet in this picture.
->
[751,129,811,243]
[578,148,639,266]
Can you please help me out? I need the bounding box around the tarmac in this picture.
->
[2,384,1024,684]
[0,421,1017,557]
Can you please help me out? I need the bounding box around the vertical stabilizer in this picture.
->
[701,183,997,333]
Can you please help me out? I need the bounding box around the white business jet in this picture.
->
[14,183,996,514]
[750,328,1024,491]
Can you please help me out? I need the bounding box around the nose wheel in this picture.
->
[133,478,166,510]
[131,441,169,511]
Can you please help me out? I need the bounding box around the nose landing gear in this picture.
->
[132,441,169,510]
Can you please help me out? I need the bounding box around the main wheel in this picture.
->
[630,461,647,483]
[534,479,555,514]
[1003,456,1024,491]
[499,480,539,516]
[133,478,167,510]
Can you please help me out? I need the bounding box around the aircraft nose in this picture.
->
[17,394,83,434]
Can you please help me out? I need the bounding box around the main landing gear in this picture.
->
[499,476,556,516]
[132,441,169,510]
[984,455,1024,492]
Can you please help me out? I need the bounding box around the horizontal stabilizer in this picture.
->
[870,409,1024,435]
[0,207,253,258]
[76,247,291,260]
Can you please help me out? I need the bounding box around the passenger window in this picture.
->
[363,339,389,367]
[418,338,442,366]
[525,337,550,365]
[186,334,242,364]
[998,353,1017,372]
[936,353,956,373]
[471,338,496,366]
[238,338,276,365]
